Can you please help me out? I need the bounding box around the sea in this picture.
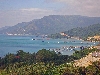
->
[0,34,98,57]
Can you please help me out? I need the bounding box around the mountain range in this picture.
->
[1,15,100,35]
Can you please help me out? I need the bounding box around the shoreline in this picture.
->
[94,42,100,49]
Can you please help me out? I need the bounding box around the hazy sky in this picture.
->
[0,0,100,28]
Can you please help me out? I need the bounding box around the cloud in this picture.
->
[0,0,100,28]
[0,8,55,27]
[46,0,100,17]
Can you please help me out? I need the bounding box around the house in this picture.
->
[60,32,69,37]
[60,32,65,35]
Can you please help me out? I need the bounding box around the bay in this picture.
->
[0,35,98,57]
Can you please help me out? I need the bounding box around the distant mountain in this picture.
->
[64,24,100,38]
[1,15,100,35]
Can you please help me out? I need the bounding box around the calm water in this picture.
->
[0,35,98,57]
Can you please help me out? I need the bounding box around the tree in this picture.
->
[16,50,32,63]
[36,49,57,62]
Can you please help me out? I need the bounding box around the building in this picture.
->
[87,37,93,41]
[92,51,100,57]
[87,35,100,42]
[94,35,100,40]
[60,32,69,37]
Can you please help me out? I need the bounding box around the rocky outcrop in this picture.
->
[74,53,100,67]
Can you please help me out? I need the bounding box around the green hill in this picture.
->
[64,24,100,39]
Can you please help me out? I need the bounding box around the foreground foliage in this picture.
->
[0,48,100,75]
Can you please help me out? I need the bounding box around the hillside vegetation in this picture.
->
[48,23,100,39]
[0,47,100,75]
[64,24,100,39]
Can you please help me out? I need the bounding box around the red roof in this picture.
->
[15,56,20,59]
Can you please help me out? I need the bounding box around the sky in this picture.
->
[0,0,100,28]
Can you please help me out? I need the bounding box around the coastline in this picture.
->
[94,42,100,49]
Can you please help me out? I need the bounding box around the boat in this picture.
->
[32,39,35,40]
